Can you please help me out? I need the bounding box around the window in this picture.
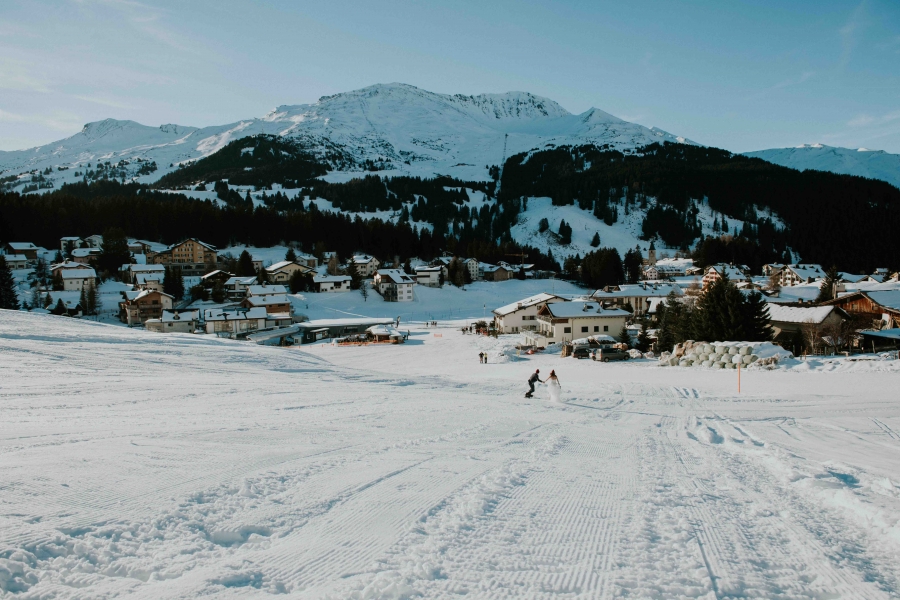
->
[581,326,588,333]
[563,327,571,334]
[594,326,600,332]
[603,325,609,332]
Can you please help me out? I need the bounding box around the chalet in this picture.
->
[52,260,92,273]
[779,264,825,287]
[352,254,380,277]
[592,282,684,315]
[83,234,104,248]
[524,301,630,348]
[71,247,101,264]
[145,310,201,334]
[241,293,292,315]
[134,272,164,292]
[293,252,318,269]
[481,264,512,282]
[122,264,166,284]
[204,307,269,336]
[313,275,352,293]
[766,304,848,341]
[4,242,40,260]
[414,265,446,288]
[200,269,234,287]
[60,236,83,252]
[246,284,288,297]
[224,275,258,299]
[821,286,900,329]
[4,255,28,269]
[119,289,174,326]
[148,238,217,276]
[762,263,786,277]
[265,260,315,284]
[60,267,98,292]
[702,264,750,289]
[130,239,168,255]
[498,261,534,277]
[492,293,568,334]
[373,269,415,302]
[643,258,694,280]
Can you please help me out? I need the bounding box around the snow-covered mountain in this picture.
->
[0,83,694,186]
[745,144,900,189]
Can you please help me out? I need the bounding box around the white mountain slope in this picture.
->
[745,144,900,189]
[0,83,694,186]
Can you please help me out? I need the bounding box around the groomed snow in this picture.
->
[2,311,900,598]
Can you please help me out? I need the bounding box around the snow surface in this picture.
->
[0,83,694,187]
[746,144,900,189]
[2,306,900,598]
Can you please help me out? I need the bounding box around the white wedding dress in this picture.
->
[546,379,562,402]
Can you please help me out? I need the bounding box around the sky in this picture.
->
[1,0,899,153]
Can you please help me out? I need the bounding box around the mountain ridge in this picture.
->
[744,143,900,189]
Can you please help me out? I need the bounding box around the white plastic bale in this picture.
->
[679,360,689,367]
[701,360,712,367]
[728,347,739,355]
[739,346,752,356]
[742,355,753,364]
[731,354,742,365]
[713,362,724,369]
[749,354,759,363]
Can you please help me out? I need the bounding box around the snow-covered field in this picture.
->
[2,311,900,599]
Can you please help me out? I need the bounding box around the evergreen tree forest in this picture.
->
[499,142,900,273]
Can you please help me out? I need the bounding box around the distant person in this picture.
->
[526,369,543,398]
[478,352,484,364]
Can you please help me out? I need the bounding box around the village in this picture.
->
[2,234,899,358]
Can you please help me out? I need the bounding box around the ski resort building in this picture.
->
[118,290,175,326]
[147,238,217,276]
[524,301,630,348]
[373,269,415,302]
[145,310,201,334]
[492,293,568,334]
[592,282,683,315]
[313,275,352,293]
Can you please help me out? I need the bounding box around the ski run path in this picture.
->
[1,311,900,599]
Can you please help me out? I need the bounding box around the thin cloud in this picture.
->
[838,1,867,68]
[0,108,83,132]
[71,94,135,109]
[847,110,900,128]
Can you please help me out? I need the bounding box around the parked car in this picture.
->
[571,346,591,359]
[591,347,629,362]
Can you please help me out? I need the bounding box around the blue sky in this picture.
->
[1,0,898,153]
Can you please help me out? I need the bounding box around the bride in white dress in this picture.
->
[546,370,562,402]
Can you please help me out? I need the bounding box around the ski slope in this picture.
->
[1,312,900,598]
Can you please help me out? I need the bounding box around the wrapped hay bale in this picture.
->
[679,360,690,367]
[741,355,753,365]
[749,354,758,363]
[713,361,724,369]
[701,360,712,367]
[731,354,743,365]
[728,346,739,355]
[739,346,751,356]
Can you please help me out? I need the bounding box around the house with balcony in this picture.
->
[524,301,630,348]
[118,290,175,326]
[492,293,568,334]
[373,269,415,302]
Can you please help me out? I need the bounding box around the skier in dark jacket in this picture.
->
[526,369,543,398]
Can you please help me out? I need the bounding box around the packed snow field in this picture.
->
[2,312,900,599]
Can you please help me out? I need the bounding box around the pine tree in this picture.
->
[51,298,66,315]
[360,282,369,301]
[87,282,99,315]
[346,259,361,290]
[636,319,651,352]
[30,286,41,310]
[285,247,297,262]
[257,267,269,285]
[79,285,88,315]
[52,268,64,291]
[743,291,774,341]
[0,256,19,310]
[590,232,600,247]
[617,326,632,347]
[694,274,746,341]
[43,293,54,309]
[98,228,131,275]
[237,250,255,276]
[815,265,840,303]
[211,279,226,303]
[403,258,413,275]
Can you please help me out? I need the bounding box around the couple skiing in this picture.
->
[525,369,561,402]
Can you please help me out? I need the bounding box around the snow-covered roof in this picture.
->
[766,303,836,324]
[71,248,100,258]
[838,272,867,283]
[784,264,825,281]
[297,317,394,328]
[352,254,377,264]
[225,275,257,285]
[60,236,81,242]
[415,265,444,273]
[4,254,28,262]
[60,268,97,279]
[593,283,683,299]
[167,238,216,252]
[204,307,268,321]
[125,263,165,273]
[366,324,402,336]
[132,239,168,252]
[860,328,900,340]
[866,290,900,312]
[543,302,631,319]
[314,275,351,283]
[135,273,163,284]
[707,264,747,280]
[155,310,200,323]
[200,269,231,280]
[493,293,566,316]
[244,294,290,306]
[247,284,288,296]
[124,289,173,302]
[376,269,414,284]
[7,242,38,251]
[266,260,301,272]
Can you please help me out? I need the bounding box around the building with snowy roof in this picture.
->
[265,260,315,284]
[351,254,381,276]
[414,265,446,288]
[373,269,415,302]
[3,255,29,269]
[4,242,40,260]
[765,303,848,340]
[241,293,292,315]
[492,293,568,334]
[313,275,352,293]
[118,289,174,326]
[592,282,683,315]
[145,310,201,334]
[702,264,750,290]
[524,301,630,348]
[779,264,825,287]
[60,267,98,292]
[821,283,900,329]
